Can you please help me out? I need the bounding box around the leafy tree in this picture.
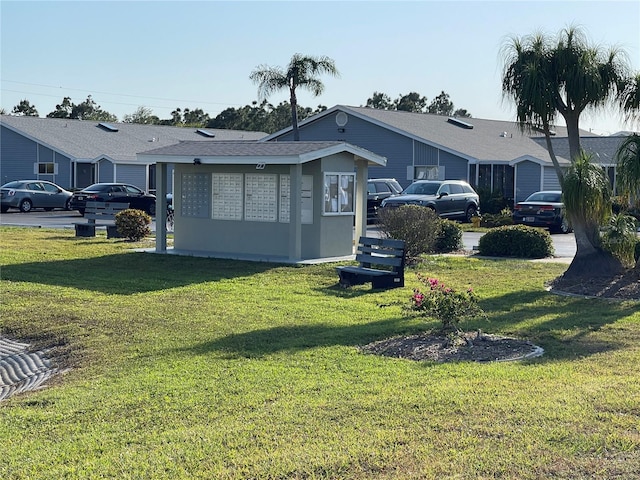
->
[47,97,73,118]
[182,108,210,127]
[12,99,39,116]
[427,91,454,116]
[123,106,159,124]
[453,108,472,118]
[70,95,117,121]
[394,92,428,113]
[501,25,640,276]
[250,53,339,140]
[46,95,117,121]
[366,92,394,110]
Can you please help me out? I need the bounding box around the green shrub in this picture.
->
[115,208,152,241]
[478,225,554,258]
[601,214,639,267]
[635,239,640,263]
[378,205,441,259]
[434,219,463,253]
[480,207,514,228]
[477,188,512,214]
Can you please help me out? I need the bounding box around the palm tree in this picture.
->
[614,134,640,269]
[501,26,639,277]
[615,134,640,204]
[250,54,339,140]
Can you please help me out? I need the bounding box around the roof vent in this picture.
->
[447,117,473,129]
[97,122,118,132]
[196,128,216,138]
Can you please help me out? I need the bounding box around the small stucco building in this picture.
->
[138,140,386,262]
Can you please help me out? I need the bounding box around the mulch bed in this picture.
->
[359,331,543,363]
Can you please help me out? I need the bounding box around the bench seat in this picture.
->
[74,201,129,238]
[336,237,406,289]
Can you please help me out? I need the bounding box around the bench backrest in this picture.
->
[85,201,130,222]
[355,236,406,272]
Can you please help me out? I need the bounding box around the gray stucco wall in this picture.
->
[172,153,357,259]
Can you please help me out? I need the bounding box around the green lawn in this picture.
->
[1,227,638,479]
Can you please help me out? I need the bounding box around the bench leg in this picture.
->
[106,225,122,239]
[75,224,96,237]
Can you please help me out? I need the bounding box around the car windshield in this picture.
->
[403,182,441,195]
[527,192,561,203]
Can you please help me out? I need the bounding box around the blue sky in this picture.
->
[2,0,639,135]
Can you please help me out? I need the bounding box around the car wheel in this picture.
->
[19,199,33,213]
[148,203,156,216]
[465,205,478,223]
[64,199,72,211]
[559,217,571,234]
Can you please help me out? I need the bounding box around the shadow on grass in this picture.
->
[186,287,639,363]
[468,289,640,360]
[0,253,280,294]
[177,317,420,359]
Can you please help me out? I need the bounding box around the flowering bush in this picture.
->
[407,274,484,331]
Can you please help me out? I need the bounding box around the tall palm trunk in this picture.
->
[290,86,300,141]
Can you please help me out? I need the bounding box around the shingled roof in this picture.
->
[0,115,267,163]
[264,105,601,165]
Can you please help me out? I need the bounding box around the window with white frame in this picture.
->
[323,173,355,215]
[35,162,56,175]
[414,165,439,180]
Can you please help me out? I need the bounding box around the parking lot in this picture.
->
[0,209,578,259]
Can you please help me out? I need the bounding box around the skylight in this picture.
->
[447,117,474,129]
[196,128,216,138]
[97,122,119,132]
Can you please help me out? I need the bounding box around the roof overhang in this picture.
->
[137,141,386,167]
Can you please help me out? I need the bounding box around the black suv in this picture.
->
[380,180,479,222]
[367,178,402,222]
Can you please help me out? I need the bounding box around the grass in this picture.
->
[1,226,639,479]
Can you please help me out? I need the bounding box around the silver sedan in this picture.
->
[0,180,74,213]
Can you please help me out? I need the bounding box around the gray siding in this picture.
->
[276,112,476,188]
[543,166,562,191]
[97,160,113,183]
[278,113,414,186]
[515,161,541,201]
[414,142,439,166]
[439,151,468,180]
[1,126,37,184]
[116,164,147,190]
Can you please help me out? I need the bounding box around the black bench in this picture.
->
[336,236,406,289]
[74,201,130,238]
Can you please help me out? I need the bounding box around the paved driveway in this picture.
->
[1,210,578,259]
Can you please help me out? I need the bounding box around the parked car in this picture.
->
[367,178,403,222]
[513,190,571,233]
[1,180,73,213]
[380,180,480,222]
[70,183,156,216]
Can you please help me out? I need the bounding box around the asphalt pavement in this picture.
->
[0,209,578,259]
